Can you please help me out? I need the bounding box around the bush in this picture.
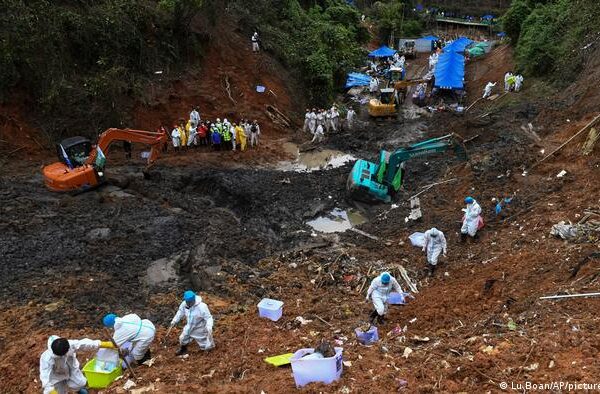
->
[502,0,531,44]
[230,0,368,106]
[512,0,600,82]
[0,0,205,137]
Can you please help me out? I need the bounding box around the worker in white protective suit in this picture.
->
[346,107,356,130]
[189,106,200,128]
[170,290,215,356]
[422,227,447,276]
[303,109,311,133]
[311,124,324,143]
[461,196,482,241]
[103,313,155,368]
[514,74,524,92]
[483,81,496,99]
[504,72,512,92]
[40,335,114,394]
[365,272,402,324]
[369,77,379,93]
[308,108,317,134]
[330,106,340,132]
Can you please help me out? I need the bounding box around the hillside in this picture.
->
[0,1,599,394]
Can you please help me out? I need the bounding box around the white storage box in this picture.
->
[257,298,283,321]
[290,347,343,387]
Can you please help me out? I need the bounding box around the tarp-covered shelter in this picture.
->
[345,72,371,88]
[368,46,397,58]
[443,37,474,53]
[434,51,465,90]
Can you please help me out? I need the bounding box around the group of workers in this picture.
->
[40,291,213,394]
[365,196,483,324]
[303,106,356,142]
[41,196,485,393]
[504,72,524,92]
[168,107,261,152]
[482,72,525,99]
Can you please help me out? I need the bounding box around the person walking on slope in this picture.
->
[170,290,215,356]
[482,81,496,99]
[366,272,402,324]
[251,31,260,53]
[422,227,447,276]
[461,196,483,242]
[40,336,115,394]
[102,313,155,368]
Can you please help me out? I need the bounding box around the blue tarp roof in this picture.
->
[443,37,474,53]
[497,32,506,37]
[368,45,397,58]
[434,51,465,90]
[345,72,371,88]
[482,14,494,20]
[420,35,439,41]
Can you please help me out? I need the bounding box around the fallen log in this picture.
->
[539,292,600,300]
[398,265,419,294]
[530,113,600,169]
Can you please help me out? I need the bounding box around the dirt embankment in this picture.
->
[0,42,599,394]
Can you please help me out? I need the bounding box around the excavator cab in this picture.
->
[56,137,92,167]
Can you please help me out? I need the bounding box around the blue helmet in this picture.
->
[465,196,474,204]
[381,272,391,284]
[184,290,196,302]
[103,313,117,328]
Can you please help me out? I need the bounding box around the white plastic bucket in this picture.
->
[257,298,283,321]
[290,347,343,387]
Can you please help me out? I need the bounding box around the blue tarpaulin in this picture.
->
[443,36,474,53]
[420,35,439,41]
[345,72,371,88]
[368,46,397,58]
[434,51,465,90]
[482,14,494,20]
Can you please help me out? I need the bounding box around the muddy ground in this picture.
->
[1,44,599,394]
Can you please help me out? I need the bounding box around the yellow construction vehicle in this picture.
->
[368,88,400,118]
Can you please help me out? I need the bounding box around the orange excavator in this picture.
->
[43,128,167,192]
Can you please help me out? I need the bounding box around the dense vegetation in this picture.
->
[504,0,600,82]
[0,0,205,135]
[230,0,369,105]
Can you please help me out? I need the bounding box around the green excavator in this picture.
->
[346,134,467,203]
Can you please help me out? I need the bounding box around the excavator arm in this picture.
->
[86,128,167,167]
[377,134,467,191]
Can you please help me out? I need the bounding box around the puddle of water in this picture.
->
[278,143,355,172]
[306,208,367,233]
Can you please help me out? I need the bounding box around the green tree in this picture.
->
[502,0,532,44]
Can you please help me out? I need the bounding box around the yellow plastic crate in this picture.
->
[82,357,123,389]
